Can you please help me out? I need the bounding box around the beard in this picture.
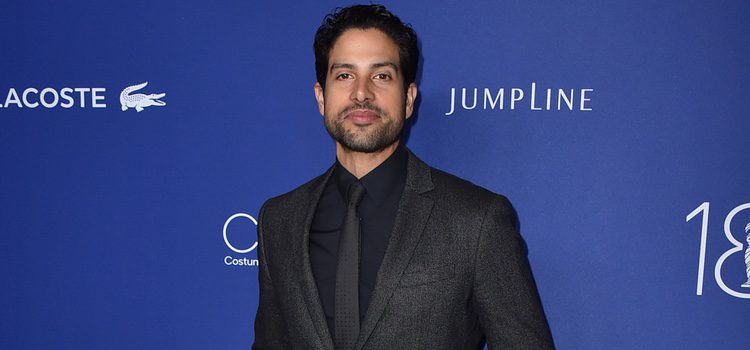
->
[324,101,404,153]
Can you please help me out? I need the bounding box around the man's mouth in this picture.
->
[345,109,380,125]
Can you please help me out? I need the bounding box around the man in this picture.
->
[253,4,553,349]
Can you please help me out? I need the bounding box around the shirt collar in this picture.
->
[332,143,408,205]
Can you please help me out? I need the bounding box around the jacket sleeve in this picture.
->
[252,204,290,349]
[471,196,555,349]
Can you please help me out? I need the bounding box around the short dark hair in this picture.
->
[313,4,419,90]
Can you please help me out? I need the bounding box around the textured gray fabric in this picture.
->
[253,150,554,350]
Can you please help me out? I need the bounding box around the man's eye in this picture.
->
[374,73,392,80]
[336,73,353,80]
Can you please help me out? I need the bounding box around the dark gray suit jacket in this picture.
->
[253,150,554,349]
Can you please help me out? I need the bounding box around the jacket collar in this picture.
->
[295,148,435,350]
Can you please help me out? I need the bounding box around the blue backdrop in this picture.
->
[1,1,748,349]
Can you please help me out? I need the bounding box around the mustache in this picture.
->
[337,101,387,119]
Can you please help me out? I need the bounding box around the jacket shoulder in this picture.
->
[426,167,514,219]
[429,167,510,203]
[261,169,330,213]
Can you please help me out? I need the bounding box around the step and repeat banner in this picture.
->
[1,1,748,349]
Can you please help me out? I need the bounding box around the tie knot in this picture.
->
[347,181,366,206]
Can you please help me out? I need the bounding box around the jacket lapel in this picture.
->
[355,151,435,350]
[292,167,336,350]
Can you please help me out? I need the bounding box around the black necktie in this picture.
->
[334,180,366,350]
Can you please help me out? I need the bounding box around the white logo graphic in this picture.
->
[686,202,750,298]
[222,213,259,267]
[743,223,750,288]
[120,82,166,112]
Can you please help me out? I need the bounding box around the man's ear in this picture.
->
[405,83,418,119]
[314,82,325,116]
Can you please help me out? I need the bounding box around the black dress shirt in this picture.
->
[309,144,408,340]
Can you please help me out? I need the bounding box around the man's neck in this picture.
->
[335,141,400,179]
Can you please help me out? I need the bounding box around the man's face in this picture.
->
[314,28,417,153]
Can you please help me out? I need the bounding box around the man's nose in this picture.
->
[351,77,374,102]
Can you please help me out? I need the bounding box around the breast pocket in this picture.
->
[397,267,454,288]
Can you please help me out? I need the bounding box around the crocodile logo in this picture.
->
[120,82,166,112]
